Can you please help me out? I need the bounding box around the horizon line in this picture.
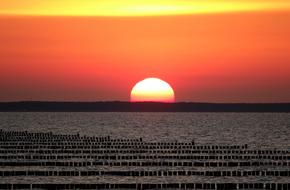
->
[1,101,290,104]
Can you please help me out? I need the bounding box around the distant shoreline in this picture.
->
[0,101,289,112]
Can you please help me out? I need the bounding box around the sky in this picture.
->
[0,0,290,102]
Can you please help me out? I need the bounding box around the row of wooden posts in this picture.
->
[1,154,289,160]
[1,170,290,177]
[0,161,289,167]
[0,183,290,190]
[1,149,289,156]
[0,145,255,150]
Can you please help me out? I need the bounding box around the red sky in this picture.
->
[0,7,290,102]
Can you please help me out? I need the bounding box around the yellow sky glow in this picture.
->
[1,0,290,16]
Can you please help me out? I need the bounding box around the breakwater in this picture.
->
[0,129,290,189]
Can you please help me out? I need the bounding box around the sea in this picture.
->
[0,112,290,187]
[1,112,289,148]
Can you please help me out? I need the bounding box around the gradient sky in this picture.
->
[0,1,290,102]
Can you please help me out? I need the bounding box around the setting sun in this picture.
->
[131,78,175,102]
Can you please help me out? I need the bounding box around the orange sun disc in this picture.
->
[130,77,175,102]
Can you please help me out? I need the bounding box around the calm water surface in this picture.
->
[0,112,289,148]
[1,112,290,184]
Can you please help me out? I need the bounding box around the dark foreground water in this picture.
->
[0,112,290,188]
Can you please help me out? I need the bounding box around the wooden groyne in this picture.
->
[1,170,290,177]
[0,183,290,189]
[0,129,289,189]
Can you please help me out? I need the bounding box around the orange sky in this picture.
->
[0,1,290,102]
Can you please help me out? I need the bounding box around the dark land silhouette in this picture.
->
[0,101,289,112]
